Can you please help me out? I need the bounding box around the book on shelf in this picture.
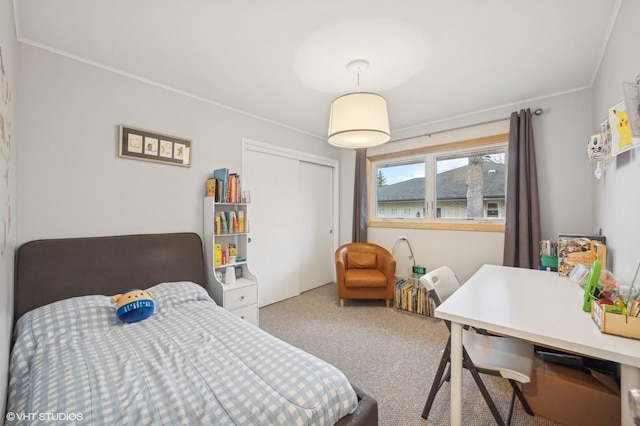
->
[226,174,232,203]
[206,178,216,198]
[223,211,231,233]
[395,277,407,309]
[214,244,222,267]
[218,212,228,234]
[231,211,239,233]
[395,276,432,317]
[215,179,223,202]
[238,211,245,233]
[229,173,242,203]
[235,174,241,203]
[213,168,229,202]
[212,168,243,203]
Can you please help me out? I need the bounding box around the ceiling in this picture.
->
[13,0,621,141]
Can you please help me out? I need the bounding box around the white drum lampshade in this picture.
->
[328,92,390,149]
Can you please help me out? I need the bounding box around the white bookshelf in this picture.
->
[203,197,258,325]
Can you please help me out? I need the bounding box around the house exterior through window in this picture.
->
[368,134,508,231]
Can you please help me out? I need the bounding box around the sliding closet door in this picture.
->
[299,161,334,292]
[243,141,338,306]
[244,150,301,307]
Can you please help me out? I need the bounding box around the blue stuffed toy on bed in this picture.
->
[111,289,155,323]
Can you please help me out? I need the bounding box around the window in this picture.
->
[435,150,506,220]
[486,202,499,218]
[376,160,425,220]
[368,134,508,231]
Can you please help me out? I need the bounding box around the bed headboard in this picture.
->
[14,232,206,324]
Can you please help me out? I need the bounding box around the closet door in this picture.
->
[244,150,300,307]
[243,141,338,306]
[299,161,334,292]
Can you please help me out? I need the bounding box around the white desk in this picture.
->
[435,264,640,426]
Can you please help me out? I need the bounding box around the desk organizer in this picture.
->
[591,301,640,340]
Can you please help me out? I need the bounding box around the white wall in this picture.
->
[591,0,640,284]
[340,89,594,283]
[16,45,339,245]
[0,0,18,415]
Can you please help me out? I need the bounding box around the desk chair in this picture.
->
[421,266,534,426]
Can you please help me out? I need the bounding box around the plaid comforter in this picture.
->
[7,281,357,425]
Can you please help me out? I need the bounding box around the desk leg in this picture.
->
[450,322,463,426]
[621,364,640,426]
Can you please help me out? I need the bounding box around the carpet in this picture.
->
[259,283,559,426]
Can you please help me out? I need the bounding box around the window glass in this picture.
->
[368,135,508,227]
[487,202,499,218]
[435,149,505,220]
[376,161,426,219]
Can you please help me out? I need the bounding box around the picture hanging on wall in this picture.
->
[119,125,191,167]
[608,101,640,157]
[623,81,640,138]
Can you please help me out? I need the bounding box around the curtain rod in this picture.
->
[393,108,543,142]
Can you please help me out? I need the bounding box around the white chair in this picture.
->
[421,266,534,426]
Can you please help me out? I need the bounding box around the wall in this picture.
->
[0,0,18,415]
[591,0,640,284]
[16,44,338,245]
[340,89,594,283]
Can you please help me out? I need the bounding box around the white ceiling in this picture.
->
[13,0,621,140]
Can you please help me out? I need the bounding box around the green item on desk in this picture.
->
[582,260,601,312]
[602,304,623,314]
[541,254,558,268]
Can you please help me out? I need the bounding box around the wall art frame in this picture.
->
[118,125,192,167]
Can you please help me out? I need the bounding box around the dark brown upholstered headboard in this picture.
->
[14,232,206,324]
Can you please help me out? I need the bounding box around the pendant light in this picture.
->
[328,60,390,148]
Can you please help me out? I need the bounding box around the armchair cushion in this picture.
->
[344,269,387,288]
[347,252,377,269]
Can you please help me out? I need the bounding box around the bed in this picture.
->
[9,232,377,425]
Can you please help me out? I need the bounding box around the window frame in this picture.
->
[486,202,500,218]
[367,133,508,232]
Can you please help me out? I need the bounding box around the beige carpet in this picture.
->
[259,283,560,426]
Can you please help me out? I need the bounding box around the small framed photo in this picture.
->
[119,125,191,167]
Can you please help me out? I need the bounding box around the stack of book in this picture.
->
[209,168,242,203]
[215,210,246,234]
[395,277,434,317]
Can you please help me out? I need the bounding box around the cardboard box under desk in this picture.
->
[521,356,620,426]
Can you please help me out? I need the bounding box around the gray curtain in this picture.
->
[352,148,367,242]
[503,109,541,268]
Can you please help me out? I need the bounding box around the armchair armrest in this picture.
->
[335,246,348,287]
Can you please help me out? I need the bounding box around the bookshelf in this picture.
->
[391,237,436,318]
[395,274,436,318]
[203,196,258,325]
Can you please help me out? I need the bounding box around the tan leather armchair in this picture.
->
[335,242,396,307]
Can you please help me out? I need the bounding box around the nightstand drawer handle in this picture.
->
[240,296,245,300]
